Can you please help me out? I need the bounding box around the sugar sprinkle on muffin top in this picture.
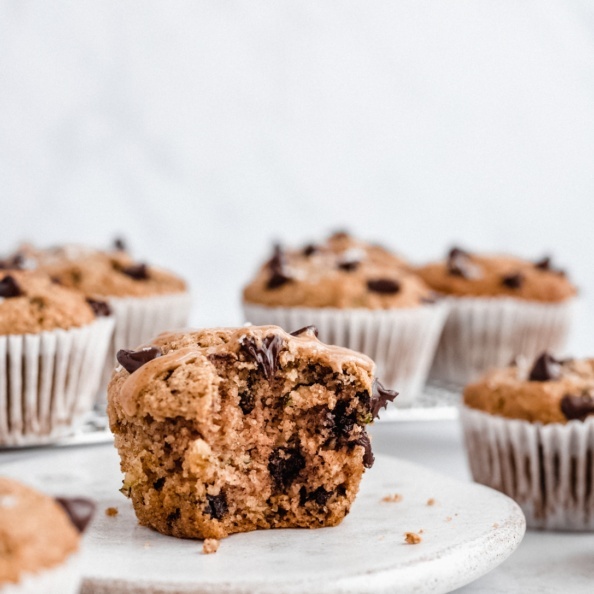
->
[243,232,434,309]
[416,247,576,303]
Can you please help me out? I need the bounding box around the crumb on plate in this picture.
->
[404,532,422,545]
[105,506,118,517]
[202,538,220,554]
[426,498,436,506]
[381,493,403,503]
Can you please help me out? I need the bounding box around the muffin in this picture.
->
[108,325,397,539]
[0,478,94,593]
[0,269,113,445]
[17,243,192,405]
[242,233,447,406]
[461,352,594,530]
[416,248,576,385]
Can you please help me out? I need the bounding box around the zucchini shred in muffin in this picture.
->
[108,325,397,539]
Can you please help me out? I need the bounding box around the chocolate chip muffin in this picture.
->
[461,352,594,530]
[0,270,113,445]
[243,233,447,407]
[16,242,192,406]
[0,478,94,593]
[108,325,397,539]
[416,247,576,385]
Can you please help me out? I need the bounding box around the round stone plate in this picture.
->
[1,446,525,594]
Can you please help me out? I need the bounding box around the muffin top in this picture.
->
[243,233,434,309]
[0,269,103,335]
[0,478,80,584]
[109,324,376,420]
[15,244,187,299]
[416,248,576,303]
[464,352,594,424]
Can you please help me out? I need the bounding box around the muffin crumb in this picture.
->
[426,498,436,506]
[381,493,403,503]
[105,507,118,517]
[404,531,422,545]
[202,538,220,554]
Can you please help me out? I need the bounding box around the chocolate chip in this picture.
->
[561,393,594,421]
[528,353,562,382]
[55,497,96,533]
[300,486,331,507]
[238,390,255,415]
[266,244,292,290]
[153,478,166,491]
[0,275,22,298]
[355,432,374,468]
[534,256,551,271]
[446,247,481,279]
[338,259,360,272]
[329,400,357,437]
[0,254,25,270]
[86,298,112,317]
[116,346,162,374]
[370,379,398,419]
[206,492,228,520]
[120,263,149,281]
[501,273,524,289]
[367,279,401,294]
[239,334,283,380]
[268,447,306,490]
[303,244,318,257]
[290,325,319,338]
[113,237,127,251]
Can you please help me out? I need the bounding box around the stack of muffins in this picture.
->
[0,241,189,445]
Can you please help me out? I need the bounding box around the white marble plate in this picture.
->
[1,446,525,594]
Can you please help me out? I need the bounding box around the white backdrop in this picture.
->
[1,0,594,351]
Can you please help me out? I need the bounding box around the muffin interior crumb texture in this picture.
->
[108,325,396,539]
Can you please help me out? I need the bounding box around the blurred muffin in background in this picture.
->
[0,478,94,593]
[416,247,576,386]
[461,352,594,531]
[14,240,191,407]
[0,268,113,445]
[242,232,447,407]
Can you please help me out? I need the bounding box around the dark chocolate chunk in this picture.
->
[528,353,562,382]
[446,247,481,279]
[116,346,162,374]
[355,432,374,468]
[338,259,360,272]
[268,447,306,490]
[113,237,127,251]
[55,497,96,533]
[367,279,401,294]
[120,263,149,281]
[153,477,166,491]
[534,256,551,271]
[267,271,292,289]
[300,486,331,507]
[370,379,398,419]
[206,492,228,520]
[266,244,292,290]
[238,390,255,415]
[501,272,524,289]
[329,400,357,437]
[561,393,594,421]
[0,275,22,298]
[86,298,112,317]
[239,334,283,380]
[290,325,319,338]
[303,244,318,257]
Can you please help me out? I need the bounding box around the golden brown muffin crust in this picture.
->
[243,233,432,309]
[0,478,79,584]
[464,354,594,424]
[0,270,97,335]
[416,249,575,303]
[17,244,186,299]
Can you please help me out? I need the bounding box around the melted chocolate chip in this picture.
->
[116,346,162,374]
[528,353,562,382]
[338,259,360,272]
[206,492,228,520]
[86,298,112,317]
[290,325,319,338]
[238,390,255,415]
[355,432,374,468]
[370,379,398,419]
[501,273,524,289]
[120,263,149,281]
[300,486,332,507]
[239,334,283,380]
[266,244,292,290]
[0,275,22,298]
[303,244,318,257]
[561,393,594,421]
[55,497,96,533]
[153,477,166,491]
[367,279,401,294]
[113,237,127,251]
[268,447,306,490]
[446,247,481,279]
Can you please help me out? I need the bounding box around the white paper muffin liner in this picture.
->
[461,405,594,530]
[0,553,80,594]
[0,318,114,446]
[429,297,573,386]
[243,302,448,406]
[97,291,192,405]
